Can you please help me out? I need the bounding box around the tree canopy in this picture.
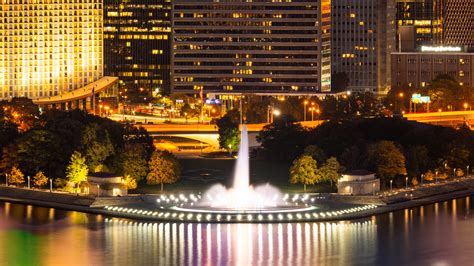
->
[147,150,181,191]
[289,155,321,191]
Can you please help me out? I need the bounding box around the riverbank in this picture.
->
[1,178,474,223]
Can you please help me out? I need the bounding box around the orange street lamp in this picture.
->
[399,92,404,98]
[464,103,470,111]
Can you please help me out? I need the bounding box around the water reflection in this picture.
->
[0,198,473,265]
[101,218,377,265]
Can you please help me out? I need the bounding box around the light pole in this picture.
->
[467,165,470,177]
[421,174,424,186]
[390,179,393,192]
[49,178,52,192]
[5,173,8,186]
[228,144,232,157]
[27,175,30,189]
[372,183,375,196]
[303,100,308,121]
[453,168,456,179]
[309,107,315,121]
[435,171,438,183]
[97,184,100,197]
[405,176,408,190]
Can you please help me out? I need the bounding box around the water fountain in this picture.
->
[170,124,316,217]
[104,124,378,222]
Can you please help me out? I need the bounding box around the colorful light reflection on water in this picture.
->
[0,197,473,265]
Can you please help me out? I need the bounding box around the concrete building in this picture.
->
[0,0,104,100]
[391,47,474,89]
[103,0,172,97]
[171,0,331,95]
[85,173,128,197]
[331,0,396,94]
[337,170,380,195]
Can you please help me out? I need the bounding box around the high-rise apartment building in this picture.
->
[171,0,331,94]
[103,0,171,96]
[0,0,103,99]
[331,0,396,94]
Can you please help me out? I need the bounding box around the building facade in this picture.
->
[395,0,443,47]
[396,0,474,50]
[391,50,474,89]
[441,0,473,48]
[171,0,331,94]
[0,0,103,99]
[331,0,396,94]
[103,0,171,97]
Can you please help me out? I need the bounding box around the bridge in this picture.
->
[145,121,324,149]
[404,111,474,128]
[33,76,118,112]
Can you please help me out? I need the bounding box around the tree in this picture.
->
[289,155,321,191]
[257,116,308,161]
[66,151,89,188]
[405,145,430,179]
[303,145,327,164]
[455,168,464,178]
[423,170,435,181]
[147,150,181,191]
[123,175,138,189]
[32,171,48,188]
[216,110,240,153]
[117,144,148,189]
[320,157,343,186]
[367,141,407,186]
[8,166,24,186]
[15,129,61,176]
[81,124,114,172]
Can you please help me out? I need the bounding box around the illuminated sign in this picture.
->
[205,98,221,105]
[420,46,462,52]
[411,94,430,103]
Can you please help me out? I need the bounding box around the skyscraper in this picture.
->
[441,0,473,48]
[171,0,331,95]
[103,0,171,98]
[395,0,443,47]
[331,0,396,94]
[0,0,103,99]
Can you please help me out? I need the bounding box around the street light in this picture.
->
[453,168,456,179]
[228,144,232,157]
[390,179,393,192]
[421,174,424,186]
[27,175,30,189]
[5,173,8,186]
[464,103,468,111]
[303,100,309,121]
[49,178,52,192]
[435,171,438,183]
[405,176,408,190]
[467,165,470,177]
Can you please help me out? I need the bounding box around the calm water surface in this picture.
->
[0,197,473,266]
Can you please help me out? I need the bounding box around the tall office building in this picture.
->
[331,0,396,94]
[103,0,171,97]
[441,0,473,48]
[396,0,474,49]
[0,0,103,99]
[172,0,331,94]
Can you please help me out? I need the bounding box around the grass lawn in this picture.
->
[132,158,335,194]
